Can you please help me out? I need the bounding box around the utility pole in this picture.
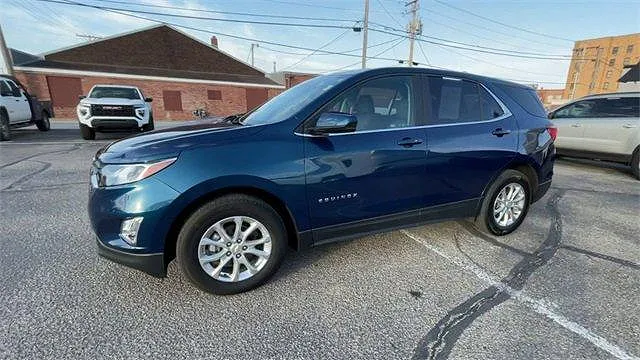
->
[406,0,420,67]
[361,0,369,69]
[273,61,276,73]
[0,23,13,76]
[250,43,259,66]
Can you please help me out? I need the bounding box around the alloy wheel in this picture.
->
[492,183,526,227]
[198,216,272,282]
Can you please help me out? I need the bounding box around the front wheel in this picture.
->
[142,115,154,132]
[79,123,95,140]
[36,112,50,131]
[631,147,639,180]
[0,112,10,141]
[475,169,531,236]
[176,194,287,295]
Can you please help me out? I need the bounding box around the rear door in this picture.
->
[422,76,518,206]
[580,96,640,156]
[303,75,429,241]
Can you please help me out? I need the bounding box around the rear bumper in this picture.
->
[532,180,551,203]
[97,238,166,277]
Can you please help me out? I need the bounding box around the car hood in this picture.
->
[80,98,145,106]
[97,121,263,164]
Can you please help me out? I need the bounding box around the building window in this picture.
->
[623,57,631,65]
[608,58,615,66]
[603,82,609,90]
[575,48,584,57]
[207,90,222,100]
[589,82,595,90]
[163,90,182,111]
[612,47,619,55]
[606,70,612,78]
[627,44,634,54]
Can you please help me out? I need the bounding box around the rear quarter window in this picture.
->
[499,84,547,118]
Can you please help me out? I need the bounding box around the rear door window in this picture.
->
[427,77,481,124]
[0,81,11,96]
[596,97,640,117]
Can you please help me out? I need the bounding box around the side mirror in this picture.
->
[311,112,357,135]
[79,95,86,100]
[145,97,153,102]
[547,111,555,119]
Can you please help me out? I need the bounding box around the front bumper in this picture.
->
[97,238,166,277]
[91,118,141,132]
[88,176,181,277]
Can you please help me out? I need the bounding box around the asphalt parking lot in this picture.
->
[1,124,639,360]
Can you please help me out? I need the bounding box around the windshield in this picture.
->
[89,87,141,100]
[241,75,347,126]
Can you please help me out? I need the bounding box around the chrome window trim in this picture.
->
[295,77,513,137]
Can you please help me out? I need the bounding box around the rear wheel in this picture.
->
[79,123,95,140]
[176,194,287,295]
[631,147,639,180]
[142,115,154,132]
[475,169,531,236]
[0,111,10,141]
[36,112,50,131]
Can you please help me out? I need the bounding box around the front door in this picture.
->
[422,76,518,206]
[302,75,428,242]
[3,79,31,123]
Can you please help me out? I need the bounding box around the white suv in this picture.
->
[77,85,153,140]
[549,92,640,179]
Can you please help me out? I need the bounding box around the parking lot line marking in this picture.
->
[401,229,639,360]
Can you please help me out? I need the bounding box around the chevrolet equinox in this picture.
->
[89,68,556,294]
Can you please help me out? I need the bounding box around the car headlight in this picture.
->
[135,107,145,118]
[99,158,176,186]
[79,104,90,117]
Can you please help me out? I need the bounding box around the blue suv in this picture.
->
[89,68,555,294]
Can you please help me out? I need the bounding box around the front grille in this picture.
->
[91,104,135,117]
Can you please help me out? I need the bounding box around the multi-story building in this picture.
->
[562,33,640,99]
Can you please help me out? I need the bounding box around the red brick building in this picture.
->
[12,25,284,120]
[267,71,316,88]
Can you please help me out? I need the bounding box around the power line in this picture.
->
[369,28,580,60]
[328,37,406,72]
[428,8,557,49]
[281,29,352,71]
[260,36,401,56]
[369,25,572,58]
[46,0,411,64]
[36,0,359,29]
[433,0,574,43]
[417,40,430,65]
[89,0,360,23]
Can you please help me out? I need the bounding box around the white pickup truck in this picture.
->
[0,74,52,141]
[76,84,154,140]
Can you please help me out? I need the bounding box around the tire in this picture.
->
[36,112,50,131]
[79,123,95,140]
[475,169,531,236]
[0,111,10,141]
[142,115,154,132]
[176,194,288,295]
[631,147,640,180]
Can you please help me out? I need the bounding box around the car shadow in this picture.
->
[556,156,635,178]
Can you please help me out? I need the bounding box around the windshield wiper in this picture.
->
[223,113,245,125]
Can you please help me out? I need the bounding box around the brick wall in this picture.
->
[14,70,281,120]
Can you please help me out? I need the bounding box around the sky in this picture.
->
[1,0,639,89]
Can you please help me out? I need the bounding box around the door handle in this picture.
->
[622,124,637,129]
[397,138,423,147]
[491,128,511,137]
[571,123,581,127]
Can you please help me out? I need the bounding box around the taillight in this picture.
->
[547,127,558,141]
